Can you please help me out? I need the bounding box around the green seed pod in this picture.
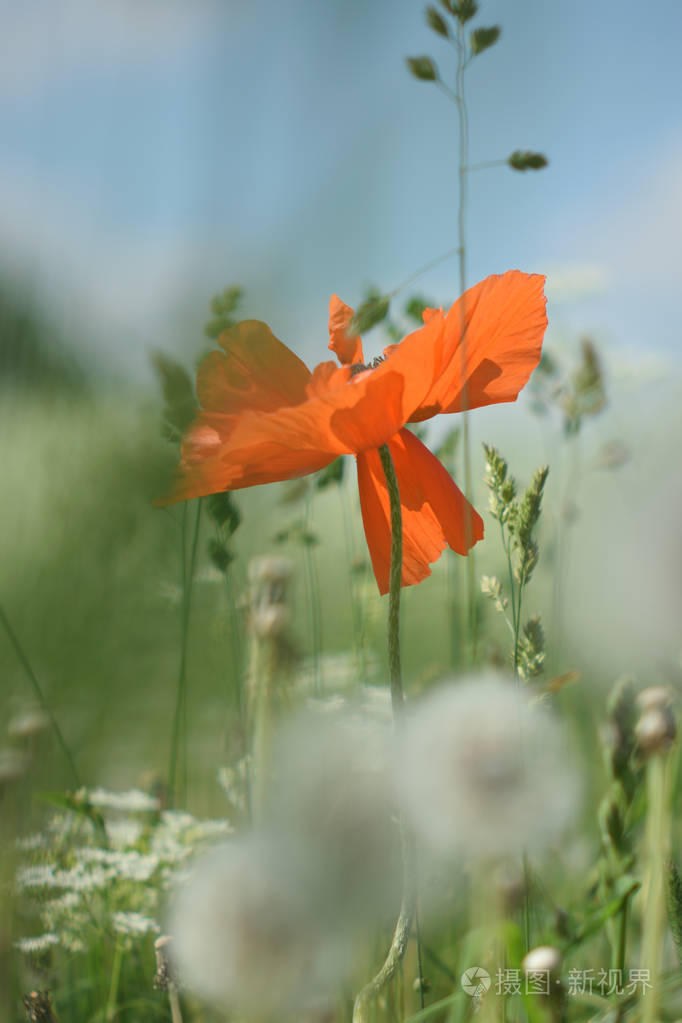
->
[405,56,439,81]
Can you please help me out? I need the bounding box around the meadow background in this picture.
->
[1,0,682,1019]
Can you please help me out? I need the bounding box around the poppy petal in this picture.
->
[163,441,336,504]
[356,428,484,594]
[328,295,364,366]
[197,319,311,416]
[407,271,547,422]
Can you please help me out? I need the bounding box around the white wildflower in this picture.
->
[112,911,160,937]
[16,864,58,891]
[106,818,143,849]
[398,674,579,861]
[75,848,159,882]
[53,864,115,891]
[83,787,160,813]
[16,833,48,852]
[15,933,60,954]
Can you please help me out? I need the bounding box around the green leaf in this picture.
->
[207,537,235,574]
[406,56,438,81]
[449,0,478,23]
[151,352,197,440]
[315,457,345,490]
[204,285,244,338]
[404,295,434,323]
[205,491,241,535]
[470,25,501,55]
[349,295,390,334]
[426,6,450,37]
[668,862,682,965]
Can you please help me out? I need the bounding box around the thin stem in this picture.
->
[467,159,507,172]
[0,602,80,788]
[353,444,416,1023]
[303,493,322,695]
[388,244,461,301]
[454,24,477,661]
[168,987,183,1023]
[168,498,202,809]
[105,940,124,1022]
[613,890,630,976]
[641,752,670,1023]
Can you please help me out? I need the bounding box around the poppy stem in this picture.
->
[377,445,404,719]
[353,445,420,1023]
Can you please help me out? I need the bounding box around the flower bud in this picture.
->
[8,710,50,742]
[251,603,291,639]
[636,686,673,712]
[635,706,676,756]
[522,945,561,978]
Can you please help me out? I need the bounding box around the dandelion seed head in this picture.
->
[170,839,341,1015]
[522,945,562,976]
[398,675,579,861]
[267,706,398,927]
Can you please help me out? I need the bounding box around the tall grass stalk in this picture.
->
[168,498,202,809]
[105,940,124,1022]
[303,492,323,695]
[0,601,80,788]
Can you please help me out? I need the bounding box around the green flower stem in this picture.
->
[455,23,477,660]
[105,940,124,1022]
[250,633,275,826]
[353,444,417,1023]
[168,987,183,1023]
[641,751,671,1023]
[168,498,202,810]
[0,601,80,789]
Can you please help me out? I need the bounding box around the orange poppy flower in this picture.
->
[159,270,547,594]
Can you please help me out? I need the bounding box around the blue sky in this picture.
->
[1,0,681,382]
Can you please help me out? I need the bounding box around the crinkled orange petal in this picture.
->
[163,441,336,504]
[356,428,484,594]
[197,319,311,416]
[407,271,547,422]
[159,367,410,505]
[306,360,352,399]
[328,295,364,365]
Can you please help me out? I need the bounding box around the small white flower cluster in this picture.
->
[15,789,232,958]
[112,911,161,937]
[79,787,161,813]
